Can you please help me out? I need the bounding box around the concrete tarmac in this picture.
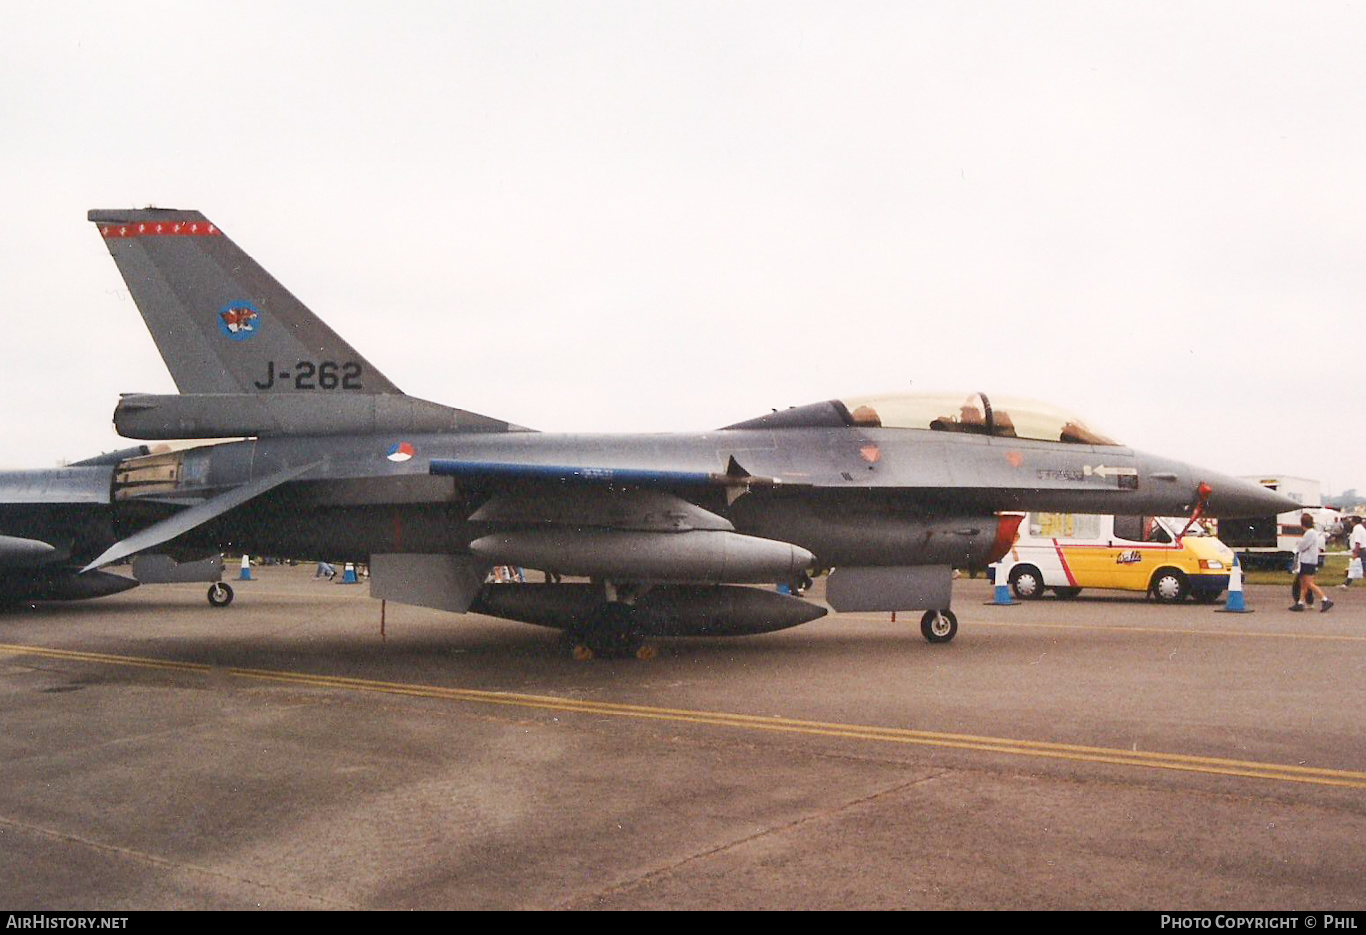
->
[1,567,1363,910]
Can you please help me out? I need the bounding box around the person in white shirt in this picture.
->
[1291,513,1332,612]
[1341,516,1366,589]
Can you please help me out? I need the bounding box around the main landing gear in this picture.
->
[563,603,659,661]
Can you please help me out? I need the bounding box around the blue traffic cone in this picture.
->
[985,562,1018,606]
[238,554,253,581]
[1217,555,1253,613]
[341,562,359,584]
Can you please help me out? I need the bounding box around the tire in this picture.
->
[920,608,958,643]
[1149,569,1189,603]
[565,604,646,659]
[1052,587,1082,599]
[207,583,234,607]
[1008,565,1045,600]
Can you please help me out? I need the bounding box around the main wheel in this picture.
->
[207,582,234,607]
[1150,569,1189,603]
[920,609,958,643]
[1008,565,1045,600]
[564,604,656,659]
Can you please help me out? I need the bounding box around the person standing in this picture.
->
[1291,513,1333,612]
[1342,516,1366,588]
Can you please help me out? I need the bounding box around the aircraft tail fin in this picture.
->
[88,208,402,396]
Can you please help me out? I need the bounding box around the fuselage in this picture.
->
[103,426,1288,570]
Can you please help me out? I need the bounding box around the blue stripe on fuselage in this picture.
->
[429,459,715,487]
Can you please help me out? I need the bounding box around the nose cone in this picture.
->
[1133,452,1301,518]
[1202,474,1299,518]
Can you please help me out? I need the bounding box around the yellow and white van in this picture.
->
[1003,513,1236,603]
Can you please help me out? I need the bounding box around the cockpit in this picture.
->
[839,393,1119,445]
[726,392,1121,446]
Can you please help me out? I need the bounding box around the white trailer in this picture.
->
[1218,476,1335,569]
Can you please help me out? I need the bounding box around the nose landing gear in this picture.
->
[919,608,958,643]
[207,582,234,607]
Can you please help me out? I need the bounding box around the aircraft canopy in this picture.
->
[839,392,1120,446]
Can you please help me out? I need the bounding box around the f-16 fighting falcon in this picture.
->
[15,207,1289,657]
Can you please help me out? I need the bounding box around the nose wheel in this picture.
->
[919,608,957,643]
[207,582,234,607]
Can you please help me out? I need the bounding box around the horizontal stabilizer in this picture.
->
[82,460,319,571]
[0,570,139,602]
[0,535,59,567]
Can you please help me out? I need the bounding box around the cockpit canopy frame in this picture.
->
[726,392,1120,447]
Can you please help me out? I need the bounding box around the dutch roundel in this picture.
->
[386,442,415,462]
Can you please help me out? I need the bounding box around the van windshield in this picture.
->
[839,392,1120,446]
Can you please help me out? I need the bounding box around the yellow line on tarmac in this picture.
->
[4,642,1365,790]
[0,644,214,675]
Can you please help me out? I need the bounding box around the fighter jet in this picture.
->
[69,207,1293,656]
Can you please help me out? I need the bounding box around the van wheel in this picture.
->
[1150,569,1189,603]
[1008,565,1045,600]
[1053,587,1082,599]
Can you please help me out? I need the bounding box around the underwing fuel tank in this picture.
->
[471,583,828,636]
[468,530,815,583]
[730,506,1022,569]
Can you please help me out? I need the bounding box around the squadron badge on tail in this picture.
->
[218,301,260,340]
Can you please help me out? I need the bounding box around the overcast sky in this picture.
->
[2,2,1362,495]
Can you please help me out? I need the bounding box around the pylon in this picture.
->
[341,562,359,584]
[985,562,1018,606]
[238,554,253,581]
[1217,555,1253,613]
